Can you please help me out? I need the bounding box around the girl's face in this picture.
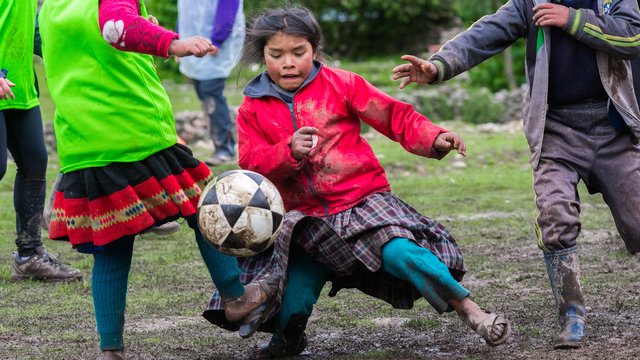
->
[264,32,315,91]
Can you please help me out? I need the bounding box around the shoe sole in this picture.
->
[10,274,83,283]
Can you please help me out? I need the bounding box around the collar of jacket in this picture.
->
[243,60,323,98]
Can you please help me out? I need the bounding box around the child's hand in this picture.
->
[433,132,466,156]
[392,55,438,89]
[168,36,218,58]
[533,3,569,28]
[147,15,159,26]
[0,78,15,100]
[290,126,319,161]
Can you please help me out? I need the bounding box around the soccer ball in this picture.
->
[197,169,285,257]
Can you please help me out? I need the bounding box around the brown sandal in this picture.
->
[224,283,268,323]
[238,274,279,338]
[224,274,277,332]
[462,310,511,346]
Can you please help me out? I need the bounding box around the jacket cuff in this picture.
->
[426,58,447,84]
[564,8,586,37]
[159,32,179,58]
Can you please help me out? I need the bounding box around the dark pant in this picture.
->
[534,101,640,253]
[193,78,236,158]
[0,107,48,254]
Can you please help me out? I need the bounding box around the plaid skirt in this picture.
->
[49,144,213,252]
[203,191,466,333]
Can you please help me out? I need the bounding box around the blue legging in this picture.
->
[0,107,48,255]
[92,222,243,350]
[273,237,470,342]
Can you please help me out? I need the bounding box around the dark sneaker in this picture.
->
[96,350,125,360]
[252,333,308,359]
[204,154,235,166]
[143,221,180,236]
[11,247,83,282]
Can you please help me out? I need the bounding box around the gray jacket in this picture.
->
[430,0,640,168]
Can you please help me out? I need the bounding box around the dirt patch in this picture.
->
[150,226,639,360]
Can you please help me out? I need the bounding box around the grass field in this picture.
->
[1,59,639,359]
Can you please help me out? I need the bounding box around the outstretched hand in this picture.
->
[0,78,15,100]
[169,36,218,58]
[290,126,319,161]
[532,3,569,28]
[392,55,438,89]
[433,132,466,156]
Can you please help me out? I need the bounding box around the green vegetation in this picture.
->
[146,0,454,59]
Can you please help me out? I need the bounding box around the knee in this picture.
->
[17,151,47,178]
[381,238,417,273]
[282,287,317,317]
[282,273,324,317]
[382,237,411,260]
[536,205,581,251]
[617,226,640,254]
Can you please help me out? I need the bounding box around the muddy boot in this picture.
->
[544,248,586,349]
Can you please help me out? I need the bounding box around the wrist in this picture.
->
[429,60,445,84]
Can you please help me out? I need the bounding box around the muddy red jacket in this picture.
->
[237,62,448,216]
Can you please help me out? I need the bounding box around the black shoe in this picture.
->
[252,333,307,359]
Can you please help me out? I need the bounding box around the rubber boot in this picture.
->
[544,248,586,349]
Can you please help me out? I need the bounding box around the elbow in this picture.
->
[100,19,126,49]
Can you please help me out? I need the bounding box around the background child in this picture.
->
[177,0,245,166]
[0,0,81,282]
[38,0,269,358]
[203,7,510,358]
[392,0,640,350]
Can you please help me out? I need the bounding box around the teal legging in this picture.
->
[381,237,469,313]
[273,244,331,342]
[92,225,243,351]
[272,237,470,344]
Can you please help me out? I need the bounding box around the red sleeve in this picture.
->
[348,72,448,159]
[237,98,303,182]
[98,0,179,58]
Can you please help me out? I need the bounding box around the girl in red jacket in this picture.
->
[204,7,510,358]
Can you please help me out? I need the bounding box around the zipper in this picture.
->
[287,101,330,215]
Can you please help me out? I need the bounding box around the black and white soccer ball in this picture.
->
[197,170,285,257]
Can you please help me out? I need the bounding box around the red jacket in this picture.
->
[238,63,448,216]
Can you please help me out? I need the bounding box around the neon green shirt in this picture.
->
[0,0,39,111]
[39,0,177,173]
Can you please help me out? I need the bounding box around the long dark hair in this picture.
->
[238,7,324,75]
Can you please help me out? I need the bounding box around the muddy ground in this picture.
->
[121,228,639,359]
[192,228,640,360]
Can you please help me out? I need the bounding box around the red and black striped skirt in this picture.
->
[49,144,213,252]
